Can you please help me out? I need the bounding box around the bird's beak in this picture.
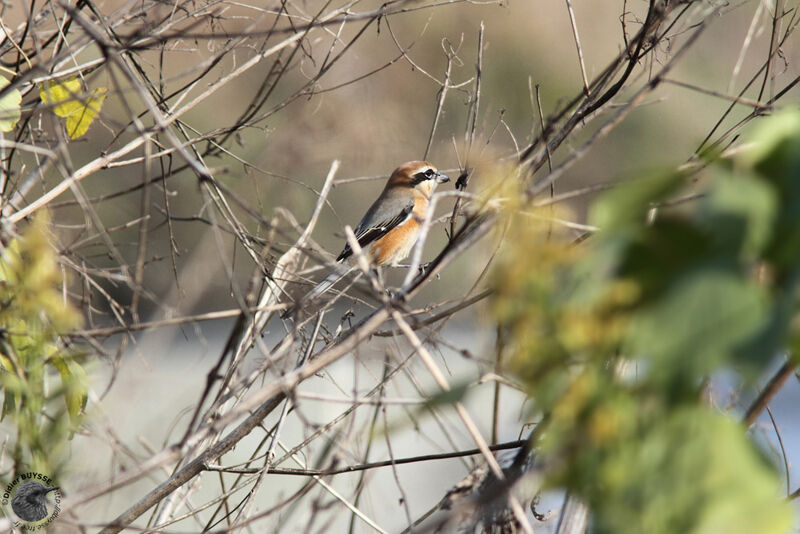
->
[435,171,450,184]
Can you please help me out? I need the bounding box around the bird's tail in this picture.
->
[304,265,355,302]
[283,264,356,318]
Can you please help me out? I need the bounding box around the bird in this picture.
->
[11,481,59,522]
[291,160,450,312]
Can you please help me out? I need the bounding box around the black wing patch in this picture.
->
[336,204,413,262]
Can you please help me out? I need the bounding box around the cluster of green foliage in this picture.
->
[492,110,800,534]
[0,212,87,476]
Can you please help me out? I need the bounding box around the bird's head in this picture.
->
[387,161,450,197]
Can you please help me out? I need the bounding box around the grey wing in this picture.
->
[336,195,414,262]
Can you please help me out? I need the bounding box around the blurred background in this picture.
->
[1,0,799,531]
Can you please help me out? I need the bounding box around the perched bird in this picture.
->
[11,481,59,522]
[294,160,450,310]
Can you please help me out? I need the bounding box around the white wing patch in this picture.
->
[397,211,413,227]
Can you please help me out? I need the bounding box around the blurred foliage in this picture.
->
[491,110,800,534]
[40,77,107,139]
[0,212,87,476]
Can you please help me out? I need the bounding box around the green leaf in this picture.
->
[746,112,800,274]
[0,372,23,422]
[589,172,684,231]
[593,408,792,534]
[627,270,768,382]
[50,355,88,421]
[614,218,713,304]
[743,108,800,169]
[0,75,22,132]
[704,171,777,261]
[40,78,107,138]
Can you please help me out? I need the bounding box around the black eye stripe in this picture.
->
[412,168,435,184]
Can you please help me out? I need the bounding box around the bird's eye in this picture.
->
[424,168,435,177]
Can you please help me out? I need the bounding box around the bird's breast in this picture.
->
[369,215,422,266]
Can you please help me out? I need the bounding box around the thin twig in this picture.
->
[744,359,795,428]
[207,439,527,475]
[565,0,590,96]
[423,45,454,160]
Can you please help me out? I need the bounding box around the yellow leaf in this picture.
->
[40,78,107,138]
[0,75,22,132]
[40,77,80,116]
[64,88,106,139]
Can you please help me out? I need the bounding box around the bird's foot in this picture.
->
[417,261,439,279]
